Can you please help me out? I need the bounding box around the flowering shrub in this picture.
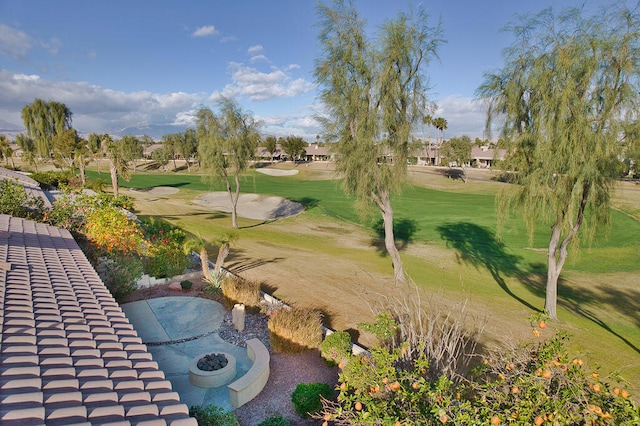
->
[140,217,188,278]
[85,205,146,256]
[319,316,640,425]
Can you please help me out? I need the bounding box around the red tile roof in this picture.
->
[0,214,197,425]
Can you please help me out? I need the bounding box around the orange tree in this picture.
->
[319,316,639,425]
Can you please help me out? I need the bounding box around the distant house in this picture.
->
[255,145,285,162]
[471,145,506,168]
[303,144,332,162]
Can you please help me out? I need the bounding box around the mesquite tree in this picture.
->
[478,5,640,319]
[315,0,442,283]
[196,98,260,229]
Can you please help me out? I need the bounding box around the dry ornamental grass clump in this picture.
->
[220,276,261,311]
[268,306,323,353]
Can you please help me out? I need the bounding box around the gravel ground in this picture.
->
[219,310,339,425]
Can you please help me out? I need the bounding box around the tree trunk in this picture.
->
[215,243,229,274]
[200,247,210,280]
[109,161,119,196]
[546,224,563,320]
[227,171,241,229]
[545,186,589,320]
[374,189,406,284]
[78,157,86,185]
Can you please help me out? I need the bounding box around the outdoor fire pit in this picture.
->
[189,352,237,388]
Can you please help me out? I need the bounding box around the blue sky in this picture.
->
[0,0,623,140]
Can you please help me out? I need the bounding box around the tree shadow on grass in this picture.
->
[224,248,284,274]
[437,168,465,181]
[555,283,640,355]
[437,222,640,354]
[290,197,319,210]
[371,218,418,255]
[436,222,540,311]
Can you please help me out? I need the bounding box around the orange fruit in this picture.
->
[339,382,346,390]
[338,361,345,369]
[613,387,620,395]
[390,381,401,391]
[593,383,601,392]
[539,321,547,329]
[382,377,389,384]
[621,389,630,398]
[355,401,363,411]
[491,415,500,425]
[534,416,544,426]
[511,386,519,394]
[412,382,420,390]
[542,370,552,379]
[439,414,449,423]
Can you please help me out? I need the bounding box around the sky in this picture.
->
[0,0,627,141]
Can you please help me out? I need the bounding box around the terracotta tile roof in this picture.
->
[0,214,197,426]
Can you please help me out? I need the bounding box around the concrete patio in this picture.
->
[121,296,254,412]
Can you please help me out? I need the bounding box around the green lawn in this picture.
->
[87,168,640,391]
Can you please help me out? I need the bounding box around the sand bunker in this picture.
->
[193,192,304,221]
[256,169,299,176]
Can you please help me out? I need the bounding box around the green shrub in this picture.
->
[257,413,292,426]
[268,306,323,353]
[97,254,143,301]
[203,272,223,298]
[180,279,193,290]
[30,170,75,190]
[188,405,238,426]
[220,276,261,311]
[291,382,333,418]
[0,179,44,219]
[85,177,107,192]
[320,330,352,366]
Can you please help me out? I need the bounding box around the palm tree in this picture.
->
[213,232,238,274]
[422,115,433,165]
[433,117,448,165]
[0,135,10,167]
[183,235,211,281]
[105,135,129,196]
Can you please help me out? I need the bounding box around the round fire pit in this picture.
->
[189,352,237,388]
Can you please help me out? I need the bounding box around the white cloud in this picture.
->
[13,73,40,81]
[247,45,263,54]
[0,70,203,133]
[41,37,62,55]
[211,62,314,102]
[0,24,32,59]
[220,36,236,43]
[432,95,488,139]
[192,25,218,38]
